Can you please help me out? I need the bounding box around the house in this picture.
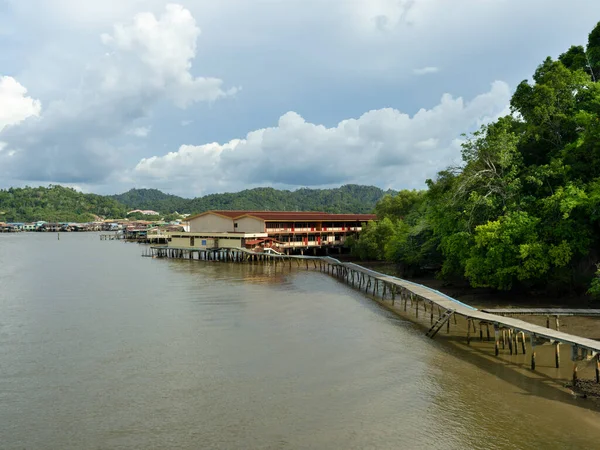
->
[165,210,376,254]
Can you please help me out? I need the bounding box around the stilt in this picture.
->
[572,345,578,385]
[467,319,471,345]
[596,354,600,384]
[530,334,536,370]
[520,332,526,354]
[494,325,500,356]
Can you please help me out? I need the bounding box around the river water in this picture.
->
[1,233,600,449]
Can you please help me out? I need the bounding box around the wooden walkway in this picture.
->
[146,245,600,379]
[482,308,600,317]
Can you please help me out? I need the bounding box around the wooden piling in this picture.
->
[494,325,500,356]
[467,319,471,345]
[530,334,536,370]
[572,346,578,385]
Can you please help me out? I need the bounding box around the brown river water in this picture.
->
[1,233,600,449]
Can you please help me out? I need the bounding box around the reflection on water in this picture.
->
[1,233,600,449]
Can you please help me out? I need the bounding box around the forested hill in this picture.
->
[0,184,392,222]
[0,186,127,222]
[349,21,600,297]
[111,185,394,214]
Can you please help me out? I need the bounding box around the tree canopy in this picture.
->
[349,21,600,298]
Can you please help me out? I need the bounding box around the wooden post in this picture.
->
[415,298,419,318]
[479,323,483,342]
[508,329,513,355]
[467,319,471,345]
[446,313,451,333]
[555,342,560,368]
[596,354,600,384]
[530,334,536,370]
[572,345,578,385]
[502,329,506,349]
[555,316,560,331]
[430,302,434,325]
[486,324,491,342]
[520,332,526,354]
[546,316,550,328]
[494,325,500,356]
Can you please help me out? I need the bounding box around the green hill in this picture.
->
[0,185,127,222]
[0,184,394,222]
[112,185,394,214]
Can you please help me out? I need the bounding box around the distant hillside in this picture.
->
[111,188,189,213]
[0,185,127,222]
[112,185,395,215]
[0,184,394,222]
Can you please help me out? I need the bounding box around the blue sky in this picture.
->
[1,0,599,197]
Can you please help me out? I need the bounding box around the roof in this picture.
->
[186,210,377,222]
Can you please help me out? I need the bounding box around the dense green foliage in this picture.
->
[0,186,127,222]
[112,189,189,213]
[0,184,391,222]
[350,22,600,296]
[113,185,393,214]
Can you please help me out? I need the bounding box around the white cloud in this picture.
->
[0,4,235,183]
[134,81,511,195]
[0,76,41,132]
[413,66,439,75]
[100,3,237,107]
[181,119,193,126]
[127,126,151,137]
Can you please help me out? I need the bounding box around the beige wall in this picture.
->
[170,236,216,248]
[215,237,242,249]
[236,216,265,233]
[189,214,233,232]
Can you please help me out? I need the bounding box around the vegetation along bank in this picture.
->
[348,22,600,300]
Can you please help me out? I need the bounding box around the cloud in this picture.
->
[0,76,41,132]
[181,119,193,127]
[100,3,238,107]
[0,4,235,183]
[134,81,511,195]
[413,66,439,75]
[127,126,151,137]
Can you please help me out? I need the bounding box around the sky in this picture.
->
[1,0,599,197]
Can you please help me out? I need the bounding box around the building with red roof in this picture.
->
[166,210,376,254]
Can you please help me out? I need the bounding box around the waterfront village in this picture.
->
[0,209,187,234]
[2,210,377,255]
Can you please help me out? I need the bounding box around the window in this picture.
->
[234,222,238,228]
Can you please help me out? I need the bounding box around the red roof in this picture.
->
[187,210,376,222]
